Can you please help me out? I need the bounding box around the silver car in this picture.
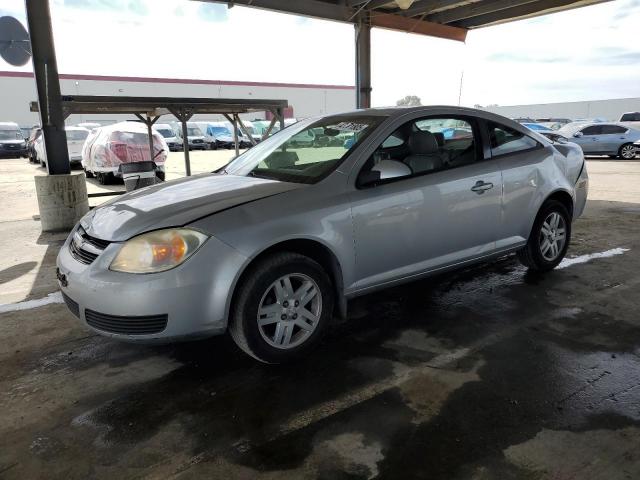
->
[57,106,588,363]
[559,122,640,159]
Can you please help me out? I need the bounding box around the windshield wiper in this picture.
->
[247,170,279,181]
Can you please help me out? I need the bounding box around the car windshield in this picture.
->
[0,129,22,140]
[66,130,89,141]
[156,129,174,138]
[210,127,231,136]
[187,127,202,136]
[223,115,385,184]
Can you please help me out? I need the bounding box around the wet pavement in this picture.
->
[1,198,640,479]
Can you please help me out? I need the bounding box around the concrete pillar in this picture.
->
[35,173,89,232]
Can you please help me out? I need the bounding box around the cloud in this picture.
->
[612,0,640,20]
[589,50,640,66]
[197,3,228,22]
[63,0,148,16]
[485,52,570,63]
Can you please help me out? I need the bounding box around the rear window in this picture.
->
[620,113,640,122]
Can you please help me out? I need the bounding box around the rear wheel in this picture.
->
[619,143,637,160]
[96,172,111,185]
[517,200,571,272]
[229,252,334,363]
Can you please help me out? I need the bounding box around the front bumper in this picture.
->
[0,147,28,157]
[56,227,248,342]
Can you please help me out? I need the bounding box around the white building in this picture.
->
[485,97,640,122]
[0,70,355,127]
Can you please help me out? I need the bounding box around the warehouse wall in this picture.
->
[485,97,640,122]
[0,71,355,127]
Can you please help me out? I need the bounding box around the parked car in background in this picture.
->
[57,106,588,363]
[0,122,28,158]
[559,122,640,159]
[19,126,31,140]
[181,123,207,150]
[153,123,183,152]
[82,121,168,184]
[535,118,572,125]
[27,127,42,163]
[522,123,569,143]
[34,126,90,168]
[204,124,235,149]
[619,112,640,130]
[207,122,252,149]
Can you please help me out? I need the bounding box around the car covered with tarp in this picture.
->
[82,121,168,184]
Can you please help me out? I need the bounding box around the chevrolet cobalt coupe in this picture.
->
[57,107,588,363]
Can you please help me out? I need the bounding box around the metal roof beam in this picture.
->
[427,0,539,23]
[452,0,612,28]
[393,0,472,17]
[200,0,467,40]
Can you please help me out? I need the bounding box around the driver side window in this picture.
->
[358,116,479,187]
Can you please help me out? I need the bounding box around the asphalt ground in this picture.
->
[0,155,639,479]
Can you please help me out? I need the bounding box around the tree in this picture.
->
[396,95,422,107]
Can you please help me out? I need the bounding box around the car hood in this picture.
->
[0,139,25,145]
[82,173,303,241]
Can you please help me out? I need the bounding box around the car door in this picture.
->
[573,125,604,154]
[598,124,630,154]
[489,121,550,248]
[348,115,502,292]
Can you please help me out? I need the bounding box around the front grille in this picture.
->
[85,309,168,335]
[69,240,98,264]
[61,291,80,318]
[192,139,203,144]
[69,227,111,265]
[82,234,111,250]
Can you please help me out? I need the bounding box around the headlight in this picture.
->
[110,228,208,273]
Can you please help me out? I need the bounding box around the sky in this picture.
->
[0,0,638,108]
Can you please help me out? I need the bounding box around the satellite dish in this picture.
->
[0,16,31,67]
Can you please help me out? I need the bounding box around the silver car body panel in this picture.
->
[57,106,588,341]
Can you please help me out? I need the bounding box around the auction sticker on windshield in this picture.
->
[327,122,370,132]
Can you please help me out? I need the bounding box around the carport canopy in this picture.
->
[30,95,289,177]
[24,0,609,175]
[200,0,610,108]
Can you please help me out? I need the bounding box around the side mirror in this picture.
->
[573,131,583,138]
[358,160,411,187]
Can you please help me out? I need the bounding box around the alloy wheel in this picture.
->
[257,273,322,349]
[620,144,636,159]
[539,212,566,261]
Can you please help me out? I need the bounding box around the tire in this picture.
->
[84,167,94,178]
[517,199,571,272]
[97,172,110,185]
[156,171,165,181]
[229,252,334,363]
[619,143,637,160]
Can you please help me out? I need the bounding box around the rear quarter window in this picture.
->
[488,122,539,156]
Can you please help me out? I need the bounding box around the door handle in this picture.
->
[471,180,494,194]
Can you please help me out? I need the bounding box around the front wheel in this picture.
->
[517,200,571,272]
[229,252,334,363]
[619,143,637,160]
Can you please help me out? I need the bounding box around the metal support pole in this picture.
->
[169,107,193,177]
[25,0,70,175]
[135,113,159,162]
[224,114,239,156]
[355,15,372,109]
[277,107,285,131]
[181,118,191,176]
[235,114,256,146]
